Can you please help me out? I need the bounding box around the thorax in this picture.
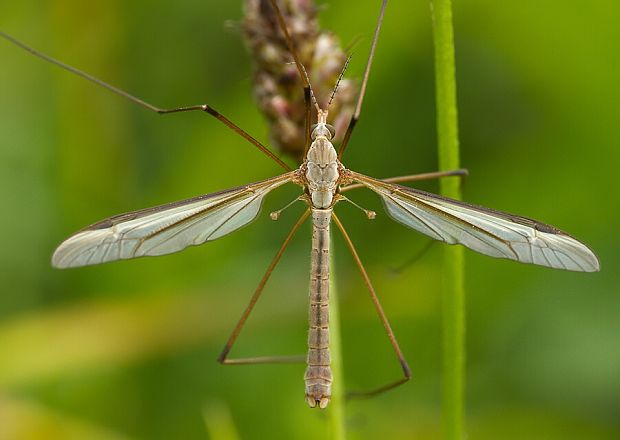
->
[304,130,341,209]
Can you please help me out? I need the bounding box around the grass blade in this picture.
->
[430,0,466,439]
[328,235,346,439]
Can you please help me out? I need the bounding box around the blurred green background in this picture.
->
[0,1,618,439]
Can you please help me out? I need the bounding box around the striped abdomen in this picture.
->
[304,208,332,408]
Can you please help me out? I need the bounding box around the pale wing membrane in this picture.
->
[351,172,599,272]
[52,173,294,268]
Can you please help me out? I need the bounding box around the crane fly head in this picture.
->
[311,109,336,140]
[308,53,352,142]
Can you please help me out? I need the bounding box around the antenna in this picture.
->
[294,62,321,113]
[327,54,353,109]
[268,0,314,153]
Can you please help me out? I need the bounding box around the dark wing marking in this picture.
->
[350,171,599,272]
[52,173,294,268]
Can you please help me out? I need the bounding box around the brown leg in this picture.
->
[332,213,412,399]
[267,0,314,156]
[338,0,388,159]
[341,168,467,274]
[390,239,438,275]
[0,31,290,171]
[218,209,310,366]
[341,168,468,192]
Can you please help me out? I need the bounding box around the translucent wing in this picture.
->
[52,173,294,268]
[350,172,599,272]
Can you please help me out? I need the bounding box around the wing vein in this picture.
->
[348,171,599,272]
[52,173,294,268]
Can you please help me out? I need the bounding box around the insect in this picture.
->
[1,0,599,409]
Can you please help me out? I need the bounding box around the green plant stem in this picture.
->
[430,1,466,439]
[328,236,346,439]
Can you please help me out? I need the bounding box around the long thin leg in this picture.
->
[218,209,311,366]
[341,168,468,192]
[267,0,313,156]
[338,0,388,159]
[332,212,411,399]
[0,31,290,171]
[391,239,437,274]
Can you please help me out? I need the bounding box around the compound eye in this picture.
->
[310,123,335,139]
[326,124,336,138]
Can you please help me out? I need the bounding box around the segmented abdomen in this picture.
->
[304,208,332,408]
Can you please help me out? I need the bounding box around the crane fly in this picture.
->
[1,0,599,409]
